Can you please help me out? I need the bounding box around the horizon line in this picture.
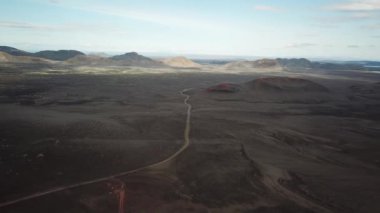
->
[1,45,380,62]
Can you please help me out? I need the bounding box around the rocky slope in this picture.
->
[223,59,283,72]
[34,50,85,61]
[111,52,166,67]
[0,51,54,64]
[162,56,201,68]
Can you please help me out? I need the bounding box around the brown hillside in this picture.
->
[0,51,54,64]
[162,56,201,68]
[224,59,282,71]
[246,77,329,93]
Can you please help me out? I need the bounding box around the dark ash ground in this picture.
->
[0,64,380,212]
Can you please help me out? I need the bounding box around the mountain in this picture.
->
[311,62,364,70]
[34,50,85,61]
[0,46,84,61]
[65,55,114,66]
[276,58,312,70]
[224,57,367,72]
[193,59,232,65]
[87,52,110,57]
[201,77,330,103]
[223,59,283,71]
[207,83,241,93]
[162,56,201,68]
[0,51,13,62]
[0,46,33,56]
[111,52,166,67]
[346,61,380,67]
[0,51,53,64]
[245,77,329,93]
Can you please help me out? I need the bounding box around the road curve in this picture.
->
[144,88,192,169]
[0,88,193,208]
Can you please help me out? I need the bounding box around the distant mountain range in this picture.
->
[0,46,34,57]
[281,58,367,71]
[0,46,203,68]
[0,46,84,61]
[0,46,190,68]
[1,45,379,71]
[346,61,380,68]
[224,58,375,72]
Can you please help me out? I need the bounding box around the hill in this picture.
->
[245,77,329,93]
[0,46,33,56]
[65,55,114,66]
[200,77,330,103]
[111,52,165,67]
[223,59,282,71]
[207,83,241,93]
[162,56,201,68]
[0,51,54,64]
[312,62,364,71]
[276,58,312,70]
[34,50,85,61]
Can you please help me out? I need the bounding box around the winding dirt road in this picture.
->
[0,88,193,208]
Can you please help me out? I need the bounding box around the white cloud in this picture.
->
[254,5,281,12]
[350,12,377,18]
[326,0,380,22]
[285,43,316,48]
[322,1,380,27]
[329,0,380,11]
[0,20,122,33]
[362,23,380,29]
[0,21,55,30]
[46,2,229,33]
[49,0,60,4]
[315,15,374,25]
[31,0,230,32]
[313,22,340,29]
[94,6,219,30]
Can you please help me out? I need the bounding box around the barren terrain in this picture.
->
[0,63,380,212]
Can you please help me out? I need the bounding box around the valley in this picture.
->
[0,58,380,212]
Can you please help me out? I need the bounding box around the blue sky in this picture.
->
[0,0,379,60]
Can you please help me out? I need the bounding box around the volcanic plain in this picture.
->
[0,58,380,213]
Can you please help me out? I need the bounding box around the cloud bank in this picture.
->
[329,0,380,11]
[254,5,282,12]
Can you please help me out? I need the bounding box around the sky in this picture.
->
[0,0,380,60]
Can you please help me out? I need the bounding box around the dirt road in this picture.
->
[0,88,193,208]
